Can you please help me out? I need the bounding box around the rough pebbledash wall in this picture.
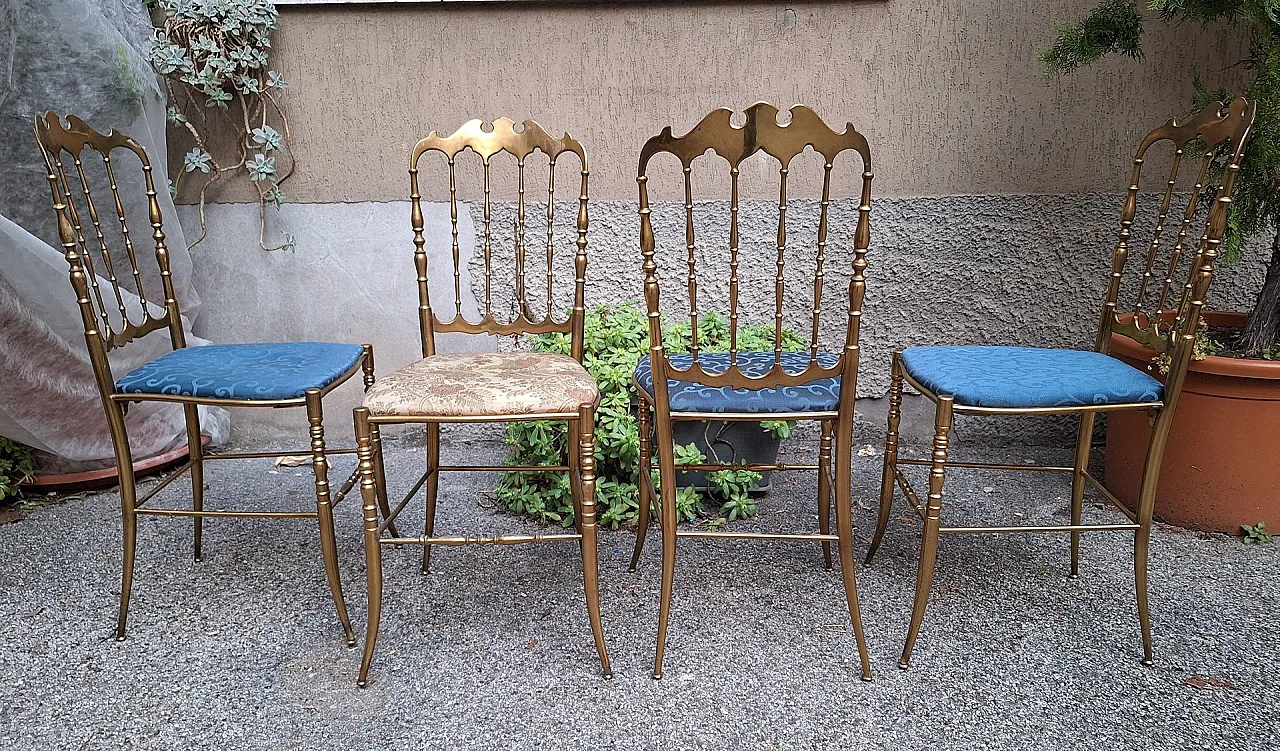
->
[180,1,1263,443]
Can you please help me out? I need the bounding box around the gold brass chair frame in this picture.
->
[630,103,874,680]
[33,112,378,645]
[353,117,610,687]
[866,99,1258,668]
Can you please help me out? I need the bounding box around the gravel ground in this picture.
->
[1,427,1278,750]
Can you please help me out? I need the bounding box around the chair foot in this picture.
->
[652,671,662,680]
[861,673,874,682]
[1141,657,1154,667]
[1067,572,1080,581]
[356,678,369,689]
[897,659,910,670]
[345,637,357,649]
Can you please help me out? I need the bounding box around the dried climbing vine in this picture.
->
[145,0,295,251]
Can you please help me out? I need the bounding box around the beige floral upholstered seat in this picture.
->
[364,352,598,418]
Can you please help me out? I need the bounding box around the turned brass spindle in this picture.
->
[102,155,151,313]
[774,165,788,366]
[1097,156,1142,349]
[140,160,184,352]
[516,158,527,320]
[481,158,493,320]
[812,162,833,363]
[73,153,132,330]
[727,165,740,365]
[572,163,590,362]
[848,169,873,348]
[409,165,436,357]
[1132,149,1183,316]
[54,157,113,342]
[447,156,462,321]
[1156,152,1213,313]
[546,159,556,321]
[683,165,699,359]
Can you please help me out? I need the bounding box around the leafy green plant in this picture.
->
[1242,521,1274,543]
[145,0,295,251]
[1042,1,1280,355]
[494,303,804,528]
[0,437,36,503]
[1154,317,1221,372]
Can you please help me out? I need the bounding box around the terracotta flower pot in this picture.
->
[1105,311,1280,533]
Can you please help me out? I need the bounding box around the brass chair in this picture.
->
[865,98,1258,668]
[353,118,611,686]
[32,112,378,645]
[629,103,874,680]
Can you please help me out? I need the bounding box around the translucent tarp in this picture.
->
[0,0,226,471]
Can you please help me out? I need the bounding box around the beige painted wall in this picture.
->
[201,0,1248,204]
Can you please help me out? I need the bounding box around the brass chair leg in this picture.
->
[184,403,205,562]
[1069,412,1096,579]
[370,423,397,539]
[652,414,679,679]
[1133,408,1171,667]
[867,349,904,565]
[355,408,384,687]
[629,400,653,572]
[307,389,355,647]
[834,414,873,681]
[109,399,138,641]
[568,420,584,538]
[360,343,398,540]
[900,394,953,669]
[578,405,613,678]
[420,423,440,574]
[816,420,834,570]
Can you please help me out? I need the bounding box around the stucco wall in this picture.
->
[191,0,1248,204]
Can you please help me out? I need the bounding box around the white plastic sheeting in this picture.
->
[0,0,226,469]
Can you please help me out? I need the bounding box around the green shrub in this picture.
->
[0,437,36,503]
[494,303,804,528]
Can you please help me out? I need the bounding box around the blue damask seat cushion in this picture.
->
[899,346,1164,409]
[115,342,365,401]
[634,351,842,414]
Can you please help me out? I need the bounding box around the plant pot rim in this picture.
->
[1110,310,1280,381]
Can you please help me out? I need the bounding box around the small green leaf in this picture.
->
[251,125,282,151]
[182,148,212,174]
[246,153,277,182]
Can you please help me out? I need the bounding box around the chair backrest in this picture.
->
[409,117,589,360]
[32,112,186,392]
[1097,98,1257,392]
[637,102,873,402]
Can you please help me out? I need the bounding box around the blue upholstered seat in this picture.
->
[635,351,842,414]
[899,346,1164,409]
[115,342,365,401]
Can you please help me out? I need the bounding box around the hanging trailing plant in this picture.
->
[144,0,295,251]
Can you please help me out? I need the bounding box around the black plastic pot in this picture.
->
[670,419,780,493]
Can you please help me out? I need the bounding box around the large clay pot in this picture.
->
[1106,311,1280,533]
